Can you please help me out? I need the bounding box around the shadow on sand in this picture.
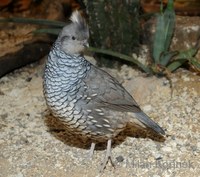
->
[44,111,166,151]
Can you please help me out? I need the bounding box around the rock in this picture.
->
[116,155,124,162]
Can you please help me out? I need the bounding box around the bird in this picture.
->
[43,10,165,172]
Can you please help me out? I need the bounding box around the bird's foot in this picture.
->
[99,139,115,173]
[88,142,95,159]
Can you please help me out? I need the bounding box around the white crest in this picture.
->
[70,10,82,24]
[69,10,88,35]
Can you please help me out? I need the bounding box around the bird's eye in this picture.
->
[72,36,76,40]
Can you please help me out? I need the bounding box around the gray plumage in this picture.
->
[43,10,165,171]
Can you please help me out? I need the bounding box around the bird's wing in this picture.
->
[82,64,165,135]
[83,64,141,113]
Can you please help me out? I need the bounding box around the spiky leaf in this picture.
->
[0,17,66,27]
[33,28,62,35]
[152,0,175,65]
[160,51,178,66]
[167,59,187,72]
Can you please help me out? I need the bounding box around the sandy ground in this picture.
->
[0,57,200,177]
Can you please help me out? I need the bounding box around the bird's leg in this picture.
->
[88,142,96,159]
[99,139,115,172]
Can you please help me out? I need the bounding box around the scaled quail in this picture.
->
[43,10,165,171]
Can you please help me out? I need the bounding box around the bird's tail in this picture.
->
[135,111,165,135]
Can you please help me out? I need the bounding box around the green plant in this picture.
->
[150,0,200,74]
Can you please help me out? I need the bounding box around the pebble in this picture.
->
[186,107,192,113]
[116,155,124,162]
[197,142,200,149]
[182,76,190,82]
[161,146,172,152]
[153,153,162,160]
[143,105,152,112]
[194,102,200,111]
[12,173,24,177]
[0,139,5,144]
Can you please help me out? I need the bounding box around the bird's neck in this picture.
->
[44,44,91,86]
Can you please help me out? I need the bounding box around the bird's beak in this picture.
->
[83,41,89,48]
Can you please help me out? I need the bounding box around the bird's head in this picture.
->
[57,10,89,55]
